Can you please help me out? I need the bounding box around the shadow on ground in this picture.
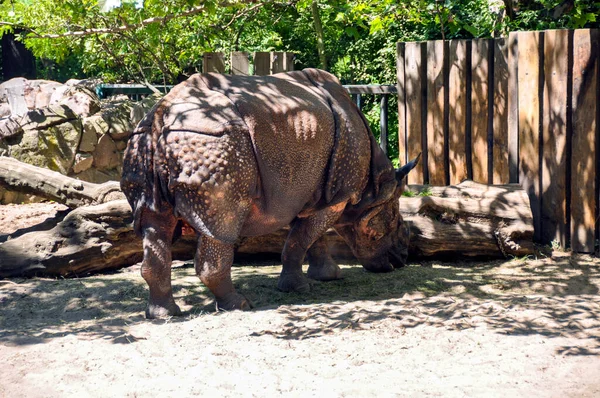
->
[1,253,599,355]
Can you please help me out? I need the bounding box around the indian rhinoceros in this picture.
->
[121,68,419,318]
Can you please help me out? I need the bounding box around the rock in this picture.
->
[71,167,121,184]
[93,134,120,170]
[0,116,23,139]
[79,117,104,152]
[115,140,128,151]
[73,153,94,173]
[0,103,11,118]
[58,86,100,117]
[7,119,82,174]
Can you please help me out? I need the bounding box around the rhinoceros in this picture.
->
[121,68,419,318]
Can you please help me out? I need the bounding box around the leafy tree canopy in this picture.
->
[1,0,598,85]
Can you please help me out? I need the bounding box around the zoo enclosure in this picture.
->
[396,29,599,253]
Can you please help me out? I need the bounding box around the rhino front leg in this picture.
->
[306,236,343,281]
[279,203,347,293]
[195,235,251,311]
[139,209,182,319]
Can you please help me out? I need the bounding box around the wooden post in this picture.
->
[397,42,407,165]
[253,52,270,75]
[405,42,425,184]
[542,29,569,247]
[426,40,446,185]
[271,52,285,74]
[202,52,225,73]
[493,38,510,184]
[283,52,295,72]
[231,51,250,75]
[471,39,490,184]
[570,29,598,252]
[518,31,542,241]
[507,32,519,184]
[448,40,467,185]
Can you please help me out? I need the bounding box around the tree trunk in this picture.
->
[0,156,125,207]
[311,0,328,70]
[0,157,534,278]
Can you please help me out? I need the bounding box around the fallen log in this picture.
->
[0,157,535,277]
[0,156,124,207]
[236,181,535,259]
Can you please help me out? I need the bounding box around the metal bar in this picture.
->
[343,84,398,94]
[355,93,362,110]
[380,94,388,156]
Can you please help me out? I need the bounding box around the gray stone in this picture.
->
[93,134,120,170]
[72,153,94,173]
[8,119,82,174]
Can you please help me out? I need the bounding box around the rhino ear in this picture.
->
[395,153,421,183]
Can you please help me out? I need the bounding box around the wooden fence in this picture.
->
[203,51,295,75]
[396,29,599,252]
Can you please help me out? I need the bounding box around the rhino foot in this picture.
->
[277,272,311,293]
[145,301,182,319]
[216,293,252,311]
[307,261,343,281]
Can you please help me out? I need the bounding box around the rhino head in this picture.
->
[335,154,420,273]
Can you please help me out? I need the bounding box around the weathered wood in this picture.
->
[0,200,196,278]
[284,52,295,72]
[517,31,542,241]
[542,29,569,247]
[448,40,467,185]
[271,51,285,74]
[396,42,407,165]
[426,40,446,185]
[231,51,250,75]
[471,39,490,184]
[0,156,125,207]
[202,52,225,74]
[507,32,519,184]
[570,29,598,252]
[253,52,270,75]
[493,38,510,184]
[405,42,425,184]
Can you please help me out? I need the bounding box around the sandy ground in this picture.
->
[1,203,600,397]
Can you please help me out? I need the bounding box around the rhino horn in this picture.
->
[395,153,421,183]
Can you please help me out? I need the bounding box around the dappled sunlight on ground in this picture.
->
[1,253,599,396]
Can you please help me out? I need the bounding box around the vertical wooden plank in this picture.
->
[493,38,510,184]
[231,51,249,75]
[571,29,598,252]
[518,31,542,241]
[202,52,225,73]
[426,40,446,185]
[283,52,295,71]
[471,39,490,184]
[448,40,467,184]
[253,52,270,75]
[542,29,569,247]
[271,51,285,74]
[405,42,424,184]
[396,42,407,166]
[507,32,519,184]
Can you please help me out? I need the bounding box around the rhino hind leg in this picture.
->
[139,209,182,319]
[195,235,251,311]
[306,236,343,281]
[279,203,347,293]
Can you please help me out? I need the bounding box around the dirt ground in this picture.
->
[1,203,600,397]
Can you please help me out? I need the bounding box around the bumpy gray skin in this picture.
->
[121,68,418,318]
